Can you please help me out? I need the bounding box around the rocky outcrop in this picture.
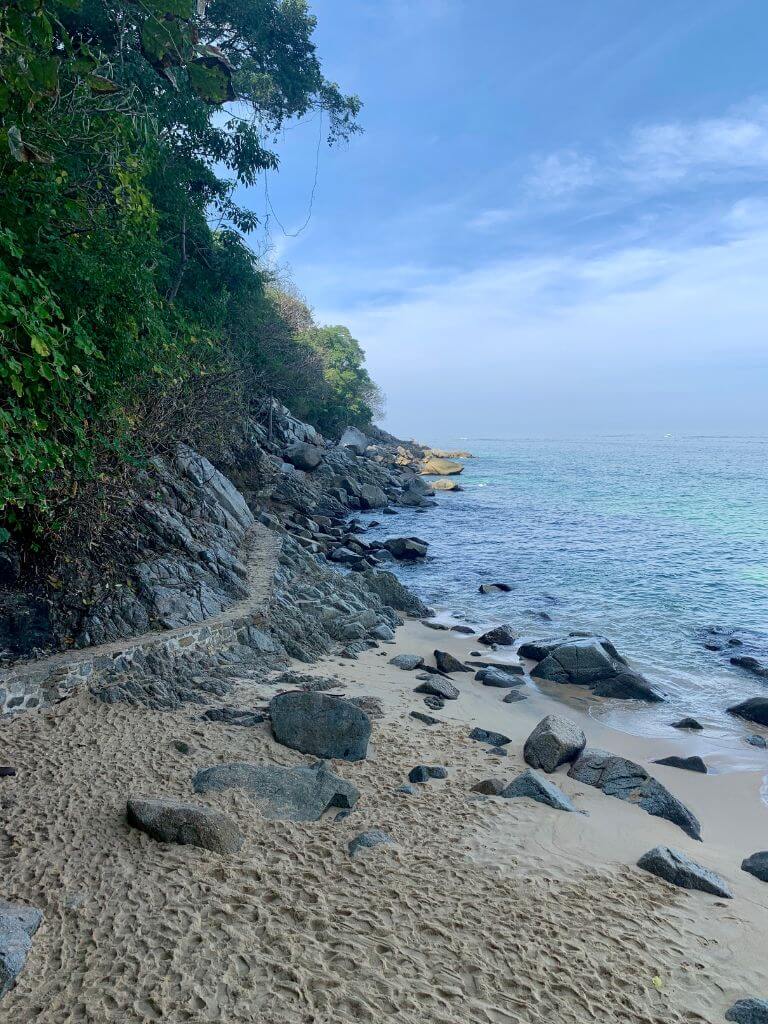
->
[568,748,701,840]
[523,715,586,773]
[527,637,662,702]
[637,846,732,897]
[728,698,768,726]
[126,798,244,854]
[421,457,463,476]
[270,691,371,761]
[0,901,43,999]
[192,761,359,821]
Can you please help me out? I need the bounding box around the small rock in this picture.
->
[479,583,512,594]
[202,707,265,727]
[672,717,703,730]
[487,745,508,757]
[0,901,43,999]
[637,845,732,897]
[469,727,511,747]
[172,740,193,755]
[523,714,586,774]
[348,830,396,857]
[746,734,767,748]
[503,691,527,703]
[653,755,707,774]
[383,537,428,560]
[397,784,415,795]
[389,654,424,671]
[371,623,395,642]
[126,798,244,854]
[475,667,524,688]
[501,769,577,812]
[0,767,16,778]
[410,711,441,726]
[741,851,768,883]
[725,999,768,1023]
[423,696,445,710]
[334,809,351,822]
[434,650,471,674]
[450,624,475,634]
[471,778,506,795]
[408,765,447,783]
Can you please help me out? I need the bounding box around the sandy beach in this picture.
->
[1,616,766,1023]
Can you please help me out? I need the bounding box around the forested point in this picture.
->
[0,0,379,545]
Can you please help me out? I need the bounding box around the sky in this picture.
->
[235,0,768,439]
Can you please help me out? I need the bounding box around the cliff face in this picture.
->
[0,405,433,716]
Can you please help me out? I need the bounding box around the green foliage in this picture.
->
[0,0,372,540]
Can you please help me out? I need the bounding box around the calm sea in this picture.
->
[363,435,768,755]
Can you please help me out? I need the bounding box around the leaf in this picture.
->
[7,126,53,164]
[30,335,51,357]
[140,16,190,70]
[141,0,195,16]
[29,57,60,96]
[188,56,235,104]
[89,75,120,94]
[652,977,663,991]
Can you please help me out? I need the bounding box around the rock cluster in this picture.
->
[522,635,662,702]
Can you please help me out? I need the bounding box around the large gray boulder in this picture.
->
[728,698,768,726]
[523,714,586,773]
[383,537,428,560]
[358,484,388,510]
[414,677,460,700]
[568,748,701,840]
[270,691,371,761]
[339,426,369,455]
[531,638,661,702]
[389,654,424,670]
[637,846,732,897]
[285,441,323,472]
[126,798,244,854]
[192,761,359,821]
[726,999,768,1023]
[478,625,515,646]
[741,851,768,883]
[0,902,43,999]
[501,769,577,811]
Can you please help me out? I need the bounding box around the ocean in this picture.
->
[362,435,768,758]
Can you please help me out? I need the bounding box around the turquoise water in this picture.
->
[364,435,768,747]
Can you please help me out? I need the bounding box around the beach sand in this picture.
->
[1,618,766,1023]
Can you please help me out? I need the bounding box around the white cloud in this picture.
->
[526,150,596,197]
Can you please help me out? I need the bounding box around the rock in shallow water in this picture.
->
[523,714,586,774]
[126,798,244,854]
[0,901,43,999]
[637,846,732,897]
[478,625,515,646]
[568,748,702,840]
[270,691,371,762]
[672,717,704,730]
[726,999,768,1023]
[192,761,359,821]
[728,698,768,727]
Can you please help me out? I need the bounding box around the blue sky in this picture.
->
[236,0,768,438]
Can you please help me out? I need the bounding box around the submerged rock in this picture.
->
[126,798,244,854]
[192,761,359,821]
[746,734,767,748]
[653,755,707,774]
[270,691,371,762]
[523,714,586,774]
[0,901,43,999]
[501,769,577,812]
[671,717,704,730]
[479,582,512,594]
[637,846,732,897]
[568,748,701,840]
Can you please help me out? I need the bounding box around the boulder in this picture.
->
[728,698,768,726]
[285,441,323,472]
[389,654,424,671]
[434,650,471,674]
[517,638,567,660]
[471,778,506,796]
[382,537,428,560]
[636,846,732,897]
[730,655,768,678]
[531,638,661,702]
[469,727,511,747]
[741,851,768,883]
[0,901,43,999]
[414,677,460,700]
[339,426,369,455]
[473,661,524,675]
[568,748,701,840]
[475,667,524,688]
[479,583,512,594]
[192,761,359,821]
[421,457,463,476]
[592,671,662,702]
[431,479,461,491]
[408,765,447,783]
[672,717,703,730]
[126,798,244,854]
[653,755,707,774]
[360,569,429,617]
[478,625,515,646]
[348,830,396,857]
[503,690,527,703]
[746,734,767,748]
[270,691,371,762]
[358,484,388,510]
[501,769,577,812]
[726,1000,768,1023]
[523,714,586,773]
